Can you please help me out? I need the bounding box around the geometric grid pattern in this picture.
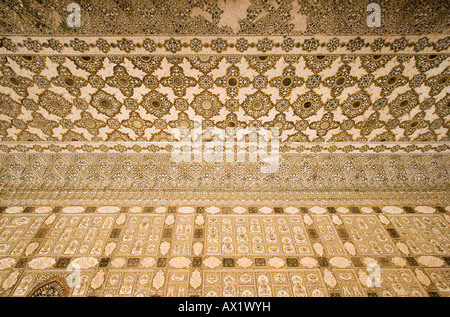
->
[0,52,448,145]
[0,205,449,297]
[1,0,449,299]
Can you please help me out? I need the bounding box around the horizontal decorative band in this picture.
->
[1,192,449,209]
[0,141,448,154]
[0,205,448,214]
[1,35,449,55]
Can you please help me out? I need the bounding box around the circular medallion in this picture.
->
[50,100,62,109]
[7,76,21,87]
[202,100,212,110]
[334,76,346,87]
[399,99,410,109]
[281,76,293,88]
[386,76,398,86]
[100,99,112,109]
[151,100,162,109]
[172,77,184,87]
[117,76,130,87]
[63,76,76,87]
[227,76,239,88]
[320,121,330,130]
[251,100,263,111]
[351,100,362,109]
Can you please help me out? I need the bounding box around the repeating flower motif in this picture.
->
[143,38,156,52]
[282,38,295,52]
[269,65,305,97]
[0,93,21,118]
[435,95,450,117]
[128,55,162,74]
[90,89,122,117]
[191,90,222,119]
[302,38,319,52]
[0,66,32,97]
[355,112,385,136]
[327,38,340,52]
[141,90,172,118]
[215,65,250,97]
[51,65,87,96]
[216,113,246,130]
[347,37,364,52]
[374,65,408,97]
[69,38,89,52]
[169,112,197,130]
[235,38,249,52]
[303,55,337,73]
[246,55,280,74]
[68,56,105,74]
[27,112,59,135]
[105,65,142,97]
[160,65,196,97]
[415,54,448,72]
[38,90,72,118]
[291,91,322,119]
[361,55,394,73]
[399,112,428,136]
[121,111,152,136]
[164,38,182,53]
[241,91,273,119]
[0,120,11,136]
[189,38,202,52]
[310,113,340,137]
[9,55,45,73]
[211,38,228,53]
[187,56,221,74]
[117,38,135,53]
[341,90,371,119]
[23,38,42,52]
[106,130,131,142]
[263,113,294,131]
[75,111,106,136]
[323,65,357,97]
[96,38,110,53]
[253,74,268,89]
[0,52,446,145]
[389,90,420,118]
[61,130,86,142]
[257,38,273,53]
[425,67,449,96]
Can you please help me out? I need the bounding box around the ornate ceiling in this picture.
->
[0,0,449,300]
[0,0,449,206]
[0,40,449,147]
[0,0,448,35]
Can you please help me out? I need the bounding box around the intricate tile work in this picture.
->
[0,205,448,297]
[0,50,449,150]
[0,1,449,298]
[1,35,449,55]
[0,1,448,36]
[29,276,69,297]
[0,153,448,206]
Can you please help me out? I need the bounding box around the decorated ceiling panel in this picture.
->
[0,0,450,300]
[0,35,449,154]
[0,0,448,35]
[0,0,449,206]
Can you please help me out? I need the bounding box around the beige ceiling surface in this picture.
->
[1,1,450,300]
[0,35,448,154]
[0,0,449,206]
[0,0,448,35]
